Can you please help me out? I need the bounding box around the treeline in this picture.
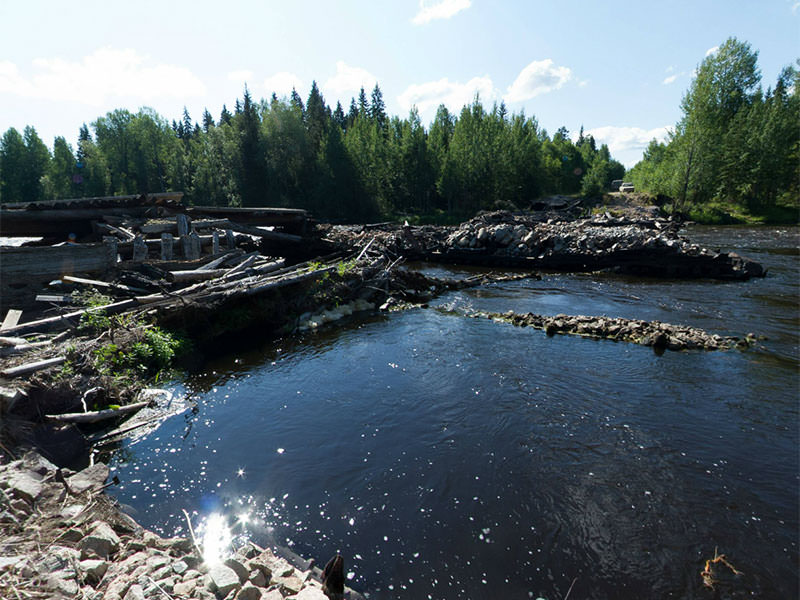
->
[0,84,624,220]
[628,38,800,218]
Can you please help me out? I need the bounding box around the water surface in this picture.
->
[107,226,799,599]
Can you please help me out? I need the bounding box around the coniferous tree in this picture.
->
[370,83,387,130]
[46,136,76,199]
[0,128,27,203]
[202,109,215,132]
[219,105,233,126]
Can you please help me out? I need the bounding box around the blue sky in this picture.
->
[1,0,797,166]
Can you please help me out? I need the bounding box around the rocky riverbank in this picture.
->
[0,450,359,599]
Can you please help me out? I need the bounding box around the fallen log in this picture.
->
[45,400,151,424]
[1,355,66,378]
[219,221,304,244]
[167,268,229,283]
[62,275,149,295]
[0,340,52,357]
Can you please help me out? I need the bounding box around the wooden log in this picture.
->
[0,299,137,336]
[198,250,238,271]
[212,231,220,255]
[95,222,135,241]
[1,310,23,330]
[218,220,303,244]
[0,336,28,347]
[140,218,230,235]
[1,355,66,378]
[132,235,148,262]
[0,340,53,357]
[161,233,174,260]
[0,207,158,236]
[102,236,119,263]
[222,253,258,278]
[225,229,236,250]
[167,269,229,283]
[36,294,72,303]
[62,275,148,295]
[189,231,201,259]
[176,213,191,237]
[45,400,150,424]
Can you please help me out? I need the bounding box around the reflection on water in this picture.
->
[108,226,799,599]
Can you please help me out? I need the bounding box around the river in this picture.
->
[106,226,799,599]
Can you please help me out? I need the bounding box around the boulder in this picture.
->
[236,582,264,600]
[67,463,109,495]
[80,521,121,559]
[207,563,242,597]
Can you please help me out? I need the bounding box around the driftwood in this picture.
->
[45,400,151,424]
[0,336,28,347]
[0,340,53,357]
[1,355,66,378]
[36,294,73,303]
[62,275,148,295]
[219,221,303,244]
[167,268,230,283]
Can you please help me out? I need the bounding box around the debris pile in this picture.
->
[325,211,766,280]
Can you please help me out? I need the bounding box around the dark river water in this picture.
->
[107,226,799,599]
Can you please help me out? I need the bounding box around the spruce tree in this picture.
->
[370,83,387,130]
[219,105,233,126]
[202,109,215,132]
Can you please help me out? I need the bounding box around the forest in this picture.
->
[0,37,796,223]
[0,82,622,221]
[628,38,799,222]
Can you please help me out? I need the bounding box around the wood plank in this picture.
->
[1,310,23,330]
[220,221,304,244]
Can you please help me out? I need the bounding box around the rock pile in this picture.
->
[0,451,355,599]
[464,309,757,351]
[326,211,765,280]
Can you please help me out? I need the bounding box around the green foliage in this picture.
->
[3,80,642,217]
[336,259,357,276]
[93,326,186,378]
[630,38,799,221]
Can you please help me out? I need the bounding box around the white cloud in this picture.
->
[261,72,304,96]
[505,59,572,102]
[583,125,671,156]
[662,74,679,85]
[398,75,495,113]
[323,61,378,97]
[227,69,254,83]
[793,1,800,14]
[0,47,206,107]
[705,45,719,57]
[412,0,471,25]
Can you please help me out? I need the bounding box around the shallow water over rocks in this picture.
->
[107,226,799,599]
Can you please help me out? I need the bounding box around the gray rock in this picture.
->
[273,574,304,595]
[37,545,80,573]
[47,571,80,596]
[288,587,329,599]
[171,559,188,575]
[261,590,284,600]
[80,521,121,559]
[123,583,146,600]
[150,564,173,581]
[182,568,203,581]
[208,563,242,597]
[21,451,56,476]
[236,583,264,600]
[225,557,250,583]
[80,559,108,584]
[67,463,109,495]
[248,568,267,587]
[173,578,197,596]
[6,471,43,504]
